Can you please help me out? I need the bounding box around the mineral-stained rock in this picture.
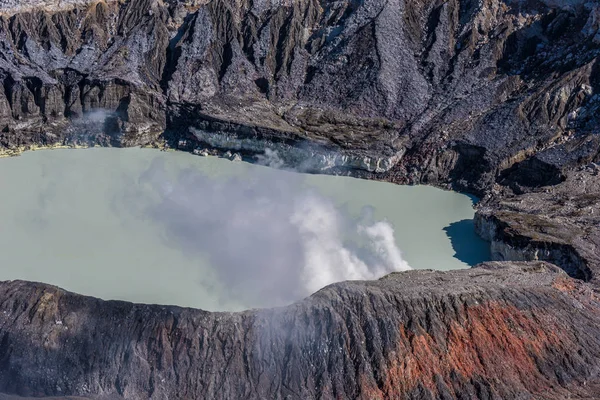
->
[1,0,600,398]
[0,262,599,399]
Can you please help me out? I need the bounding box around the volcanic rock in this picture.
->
[1,263,600,399]
[0,0,600,398]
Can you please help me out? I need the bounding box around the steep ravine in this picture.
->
[0,0,600,398]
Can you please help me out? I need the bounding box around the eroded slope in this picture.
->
[0,0,600,398]
[0,0,598,179]
[0,263,599,399]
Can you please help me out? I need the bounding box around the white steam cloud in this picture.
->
[82,109,113,123]
[133,152,411,308]
[255,147,285,169]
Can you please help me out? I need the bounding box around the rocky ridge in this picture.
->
[1,263,600,399]
[0,0,600,398]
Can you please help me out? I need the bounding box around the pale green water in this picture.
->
[0,148,489,310]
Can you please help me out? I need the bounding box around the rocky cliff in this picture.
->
[1,0,600,398]
[1,263,600,399]
[1,0,598,177]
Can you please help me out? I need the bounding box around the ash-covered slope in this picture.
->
[0,0,598,179]
[1,0,600,399]
[1,262,600,399]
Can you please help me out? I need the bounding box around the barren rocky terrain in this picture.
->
[0,0,599,398]
[2,263,600,399]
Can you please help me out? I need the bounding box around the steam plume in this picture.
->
[134,151,411,308]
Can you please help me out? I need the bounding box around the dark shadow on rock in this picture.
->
[444,219,491,267]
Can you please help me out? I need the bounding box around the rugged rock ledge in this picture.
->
[475,167,600,284]
[0,262,599,399]
[0,0,598,179]
[1,0,600,398]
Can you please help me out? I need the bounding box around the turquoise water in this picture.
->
[0,148,489,310]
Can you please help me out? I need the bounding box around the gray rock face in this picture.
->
[476,166,600,283]
[0,0,597,176]
[1,0,600,398]
[0,0,168,148]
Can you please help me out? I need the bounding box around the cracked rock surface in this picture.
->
[1,263,600,399]
[0,0,600,398]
